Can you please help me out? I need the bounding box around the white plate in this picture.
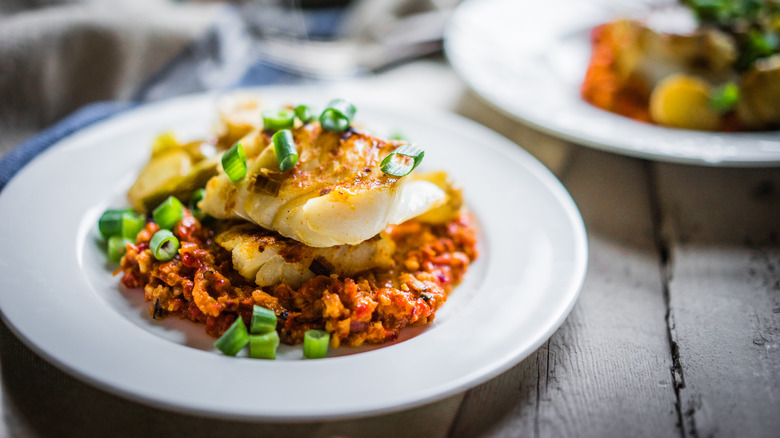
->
[444,0,780,167]
[0,85,587,420]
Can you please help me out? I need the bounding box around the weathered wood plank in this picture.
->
[448,101,679,437]
[653,164,780,438]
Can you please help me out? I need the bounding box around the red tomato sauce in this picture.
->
[119,210,478,348]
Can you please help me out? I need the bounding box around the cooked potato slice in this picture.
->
[737,55,780,130]
[649,74,722,130]
[128,133,218,212]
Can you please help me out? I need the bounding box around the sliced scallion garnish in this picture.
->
[222,142,247,182]
[319,99,356,132]
[98,208,134,239]
[121,213,145,240]
[249,331,280,359]
[149,229,180,261]
[262,109,295,131]
[272,129,298,172]
[379,144,424,177]
[152,196,184,230]
[251,172,282,197]
[214,317,249,356]
[295,104,314,123]
[250,306,277,334]
[710,82,740,114]
[107,236,132,264]
[189,188,207,220]
[303,329,330,359]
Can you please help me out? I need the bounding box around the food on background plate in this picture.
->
[581,0,780,131]
[100,96,478,359]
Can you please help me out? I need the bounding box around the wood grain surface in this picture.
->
[448,94,780,438]
[654,164,780,438]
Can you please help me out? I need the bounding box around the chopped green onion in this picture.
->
[295,104,314,123]
[121,213,145,240]
[152,196,184,230]
[189,188,207,220]
[303,329,330,359]
[379,144,425,177]
[251,172,282,197]
[249,331,280,359]
[685,0,732,25]
[149,229,180,261]
[272,129,298,172]
[319,99,356,132]
[107,236,132,264]
[250,305,277,334]
[389,131,406,141]
[738,30,780,69]
[262,109,295,131]
[710,82,740,113]
[684,0,764,27]
[98,208,134,239]
[222,142,247,182]
[214,317,249,356]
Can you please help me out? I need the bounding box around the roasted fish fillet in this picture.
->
[608,19,737,92]
[215,222,395,288]
[201,123,446,247]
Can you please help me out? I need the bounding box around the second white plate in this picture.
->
[445,0,780,167]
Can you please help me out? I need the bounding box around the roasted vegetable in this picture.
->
[737,54,780,129]
[127,134,218,212]
[649,73,722,130]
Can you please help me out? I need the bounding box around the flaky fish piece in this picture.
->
[201,123,446,247]
[215,222,395,288]
[608,19,737,92]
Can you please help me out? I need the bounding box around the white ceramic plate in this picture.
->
[445,0,780,167]
[0,85,587,421]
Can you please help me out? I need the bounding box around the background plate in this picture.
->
[0,85,587,420]
[445,0,780,167]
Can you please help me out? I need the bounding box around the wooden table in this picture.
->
[1,61,778,437]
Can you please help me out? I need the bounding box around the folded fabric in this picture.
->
[0,4,346,193]
[0,1,218,158]
[0,102,136,191]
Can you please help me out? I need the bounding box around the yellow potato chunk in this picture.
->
[649,74,722,131]
[127,133,219,212]
[737,54,780,130]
